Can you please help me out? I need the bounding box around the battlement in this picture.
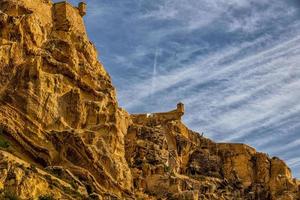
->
[53,1,86,33]
[131,103,185,125]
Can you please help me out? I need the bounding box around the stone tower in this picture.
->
[78,2,87,17]
[53,1,86,34]
[177,102,185,116]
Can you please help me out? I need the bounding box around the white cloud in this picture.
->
[287,157,300,168]
[118,21,300,176]
[139,0,296,33]
[84,0,300,177]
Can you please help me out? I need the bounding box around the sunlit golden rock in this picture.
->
[0,0,299,199]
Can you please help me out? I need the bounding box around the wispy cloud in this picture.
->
[77,0,300,177]
[288,157,300,168]
[139,0,296,33]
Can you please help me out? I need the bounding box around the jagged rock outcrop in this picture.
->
[127,111,300,200]
[0,0,299,199]
[0,0,132,199]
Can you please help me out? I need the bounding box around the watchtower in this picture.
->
[78,2,87,17]
[177,102,184,115]
[53,1,86,33]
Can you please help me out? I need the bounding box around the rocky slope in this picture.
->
[0,0,299,199]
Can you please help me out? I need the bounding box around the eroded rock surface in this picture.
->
[0,0,299,199]
[0,0,132,199]
[127,112,300,200]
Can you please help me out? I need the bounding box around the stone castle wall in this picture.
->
[131,104,184,125]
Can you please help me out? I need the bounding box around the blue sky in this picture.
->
[61,0,300,177]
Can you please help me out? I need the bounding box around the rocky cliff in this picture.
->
[0,0,299,199]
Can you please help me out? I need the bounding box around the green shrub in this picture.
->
[85,184,94,194]
[4,190,20,200]
[38,194,55,200]
[29,164,38,173]
[70,180,79,190]
[0,140,9,148]
[164,165,170,172]
[48,168,63,178]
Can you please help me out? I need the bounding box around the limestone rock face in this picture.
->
[127,117,300,200]
[0,150,88,200]
[0,0,299,199]
[0,0,132,199]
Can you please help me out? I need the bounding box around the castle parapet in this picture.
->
[131,103,185,126]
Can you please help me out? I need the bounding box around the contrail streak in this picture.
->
[151,48,159,103]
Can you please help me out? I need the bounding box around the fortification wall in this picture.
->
[131,109,184,126]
